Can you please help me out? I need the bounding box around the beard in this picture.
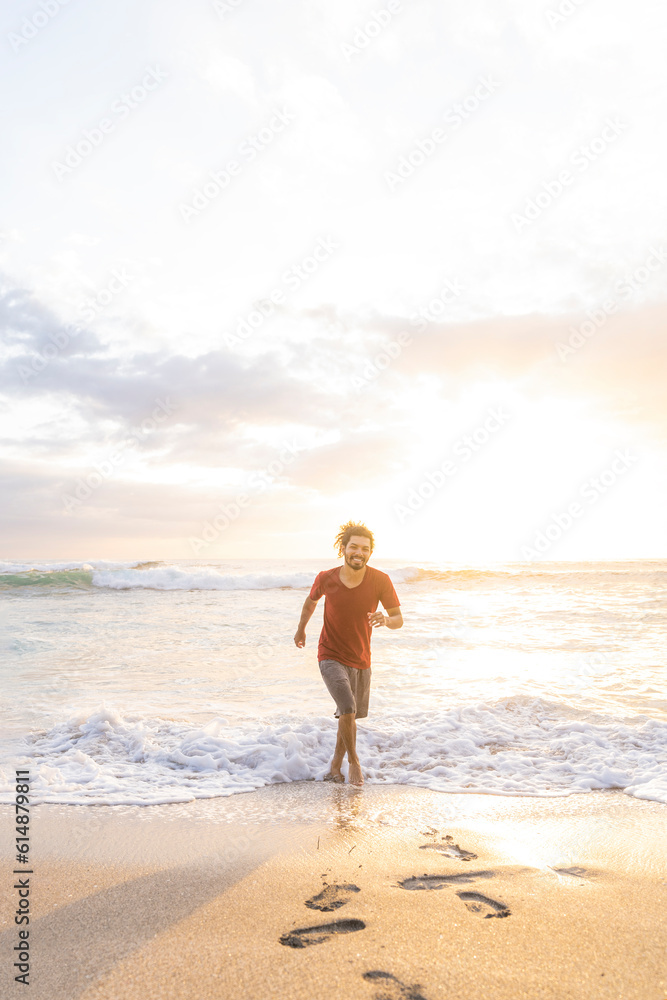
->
[345,553,367,568]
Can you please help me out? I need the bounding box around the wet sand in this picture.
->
[1,785,666,999]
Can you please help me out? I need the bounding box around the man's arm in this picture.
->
[294,596,319,647]
[367,606,403,629]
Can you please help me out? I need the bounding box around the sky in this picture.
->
[1,0,667,563]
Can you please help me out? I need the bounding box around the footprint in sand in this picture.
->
[397,869,496,890]
[419,839,478,861]
[362,969,429,1000]
[279,918,365,948]
[305,882,361,911]
[456,890,511,918]
[550,865,596,880]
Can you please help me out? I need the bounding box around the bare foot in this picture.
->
[323,760,344,783]
[348,761,364,786]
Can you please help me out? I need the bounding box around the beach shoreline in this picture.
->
[1,785,666,999]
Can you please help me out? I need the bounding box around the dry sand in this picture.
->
[1,784,666,999]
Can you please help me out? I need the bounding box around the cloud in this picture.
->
[287,427,412,491]
[0,286,105,358]
[0,280,331,436]
[3,275,667,560]
[347,300,667,441]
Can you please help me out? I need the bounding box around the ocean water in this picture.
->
[0,558,665,806]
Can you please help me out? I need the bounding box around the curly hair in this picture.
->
[334,520,375,557]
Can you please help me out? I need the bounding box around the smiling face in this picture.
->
[343,535,372,569]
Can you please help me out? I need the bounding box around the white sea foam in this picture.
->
[0,559,130,575]
[2,699,665,806]
[0,561,317,591]
[90,566,316,591]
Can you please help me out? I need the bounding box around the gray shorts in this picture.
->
[319,658,371,719]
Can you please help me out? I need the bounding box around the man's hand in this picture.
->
[295,596,319,647]
[368,607,403,629]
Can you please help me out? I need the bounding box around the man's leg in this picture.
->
[319,660,364,784]
[331,723,346,777]
[337,712,363,785]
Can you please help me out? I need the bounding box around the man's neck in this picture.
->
[339,561,368,585]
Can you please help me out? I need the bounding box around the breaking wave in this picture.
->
[2,698,665,806]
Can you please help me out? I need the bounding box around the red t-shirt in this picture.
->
[309,565,400,670]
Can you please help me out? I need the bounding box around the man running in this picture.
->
[294,521,403,786]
